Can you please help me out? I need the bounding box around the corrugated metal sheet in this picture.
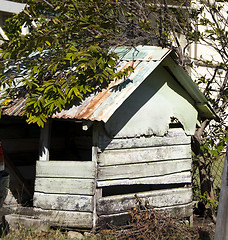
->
[1,45,216,121]
[2,97,27,116]
[52,46,171,121]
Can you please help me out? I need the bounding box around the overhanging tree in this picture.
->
[0,0,191,127]
[0,0,132,126]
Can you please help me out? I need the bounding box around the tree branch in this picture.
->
[41,0,71,19]
[70,0,83,18]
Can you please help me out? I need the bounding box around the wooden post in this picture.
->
[92,121,99,229]
[214,140,228,240]
[39,120,51,161]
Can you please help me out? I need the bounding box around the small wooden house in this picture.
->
[1,46,216,229]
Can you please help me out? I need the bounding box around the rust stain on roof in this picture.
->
[1,46,172,121]
[53,59,143,120]
[2,97,27,117]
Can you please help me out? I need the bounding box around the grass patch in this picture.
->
[1,228,71,240]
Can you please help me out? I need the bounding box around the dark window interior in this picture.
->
[102,183,186,197]
[49,120,93,161]
[0,117,40,166]
[0,116,40,205]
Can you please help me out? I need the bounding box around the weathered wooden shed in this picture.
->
[1,46,216,229]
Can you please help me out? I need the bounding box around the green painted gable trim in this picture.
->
[161,55,218,120]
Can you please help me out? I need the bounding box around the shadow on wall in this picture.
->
[102,65,195,148]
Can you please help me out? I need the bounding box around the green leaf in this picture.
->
[45,40,51,46]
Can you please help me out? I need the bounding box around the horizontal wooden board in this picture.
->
[34,192,93,212]
[97,188,192,215]
[98,159,191,181]
[35,178,95,195]
[98,212,130,227]
[36,161,95,178]
[97,171,191,187]
[98,128,190,151]
[34,208,93,228]
[97,203,193,226]
[98,145,191,166]
[158,202,193,218]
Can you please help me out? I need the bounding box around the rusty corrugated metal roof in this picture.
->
[1,46,172,120]
[52,46,172,121]
[2,97,27,116]
[1,45,217,121]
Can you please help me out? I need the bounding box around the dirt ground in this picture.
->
[193,214,215,240]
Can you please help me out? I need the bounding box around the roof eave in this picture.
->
[162,56,218,120]
[196,103,219,121]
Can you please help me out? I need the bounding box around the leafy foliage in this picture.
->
[1,0,193,126]
[0,0,130,126]
[0,0,194,126]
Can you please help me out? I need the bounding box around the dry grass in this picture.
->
[1,228,71,240]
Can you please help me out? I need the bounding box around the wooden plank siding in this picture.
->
[33,127,193,228]
[97,187,192,215]
[98,128,191,151]
[35,178,94,195]
[34,208,93,228]
[96,127,193,222]
[98,203,193,227]
[34,193,94,212]
[98,145,191,166]
[97,128,192,185]
[36,161,96,178]
[34,161,96,228]
[97,172,191,187]
[98,159,191,181]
